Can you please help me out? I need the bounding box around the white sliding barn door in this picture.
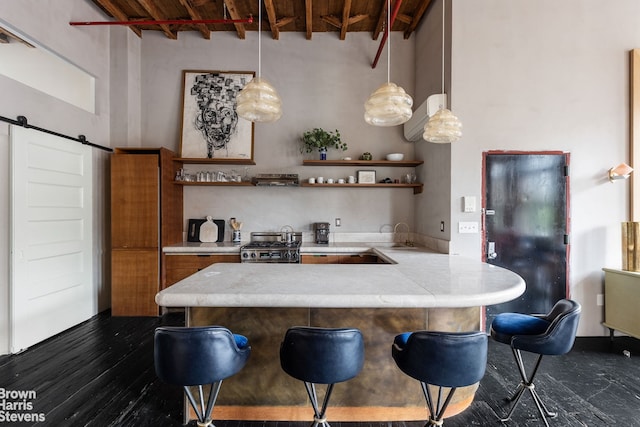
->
[10,126,93,353]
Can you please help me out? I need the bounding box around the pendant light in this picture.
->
[364,0,413,127]
[423,0,462,143]
[236,0,282,123]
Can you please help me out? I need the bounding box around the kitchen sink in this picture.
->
[302,252,392,264]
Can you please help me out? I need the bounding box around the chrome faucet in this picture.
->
[393,222,414,246]
[280,225,294,243]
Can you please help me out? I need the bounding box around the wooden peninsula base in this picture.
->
[187,305,481,422]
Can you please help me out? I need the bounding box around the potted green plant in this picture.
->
[301,128,348,159]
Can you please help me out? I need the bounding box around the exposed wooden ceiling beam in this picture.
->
[223,0,247,39]
[404,0,432,39]
[178,0,210,39]
[305,0,313,40]
[339,0,352,40]
[372,0,403,68]
[320,0,368,40]
[137,0,177,39]
[322,15,342,29]
[276,17,295,29]
[84,0,424,41]
[322,14,367,31]
[347,15,368,24]
[395,13,411,25]
[263,0,279,40]
[372,0,387,40]
[259,4,293,41]
[93,0,142,37]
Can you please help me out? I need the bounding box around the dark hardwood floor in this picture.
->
[1,311,639,426]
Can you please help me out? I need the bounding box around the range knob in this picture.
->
[251,252,257,258]
[242,252,249,259]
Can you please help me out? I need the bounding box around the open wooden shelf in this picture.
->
[175,181,423,193]
[174,181,254,186]
[300,182,423,194]
[303,160,423,167]
[175,158,256,165]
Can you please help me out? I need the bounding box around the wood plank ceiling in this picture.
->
[86,0,434,41]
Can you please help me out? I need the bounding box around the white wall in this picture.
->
[446,0,640,335]
[0,0,113,354]
[138,31,419,235]
[413,0,453,243]
[110,28,142,145]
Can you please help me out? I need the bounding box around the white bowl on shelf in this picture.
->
[386,153,404,161]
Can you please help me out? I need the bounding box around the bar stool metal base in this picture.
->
[304,382,334,427]
[421,382,457,426]
[500,348,557,427]
[184,381,222,427]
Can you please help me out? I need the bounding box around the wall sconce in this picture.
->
[609,163,634,182]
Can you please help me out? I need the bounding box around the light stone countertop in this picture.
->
[163,241,406,254]
[157,245,525,309]
[163,241,243,253]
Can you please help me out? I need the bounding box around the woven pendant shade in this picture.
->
[364,0,412,127]
[364,82,413,126]
[423,0,462,143]
[236,77,282,123]
[423,107,462,143]
[236,0,282,123]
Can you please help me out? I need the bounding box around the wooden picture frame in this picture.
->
[357,170,376,184]
[180,70,255,161]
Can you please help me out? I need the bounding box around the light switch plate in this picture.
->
[463,196,476,213]
[459,221,479,233]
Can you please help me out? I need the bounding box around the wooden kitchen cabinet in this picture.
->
[165,254,241,286]
[111,148,183,316]
[302,254,337,264]
[111,250,159,317]
[603,268,640,340]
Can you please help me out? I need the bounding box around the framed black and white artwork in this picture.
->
[180,70,255,161]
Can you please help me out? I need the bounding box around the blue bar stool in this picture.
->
[490,299,581,427]
[280,326,365,427]
[392,330,488,426]
[154,326,251,427]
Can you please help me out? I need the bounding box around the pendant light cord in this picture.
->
[258,0,262,79]
[387,0,391,84]
[441,0,445,101]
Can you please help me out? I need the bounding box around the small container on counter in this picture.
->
[230,217,243,244]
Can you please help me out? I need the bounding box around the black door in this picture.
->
[483,152,570,329]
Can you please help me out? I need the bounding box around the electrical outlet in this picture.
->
[440,221,445,232]
[335,218,341,227]
[596,294,604,306]
[458,221,479,234]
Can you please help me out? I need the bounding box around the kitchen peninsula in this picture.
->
[157,245,525,422]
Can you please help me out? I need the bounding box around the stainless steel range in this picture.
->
[240,232,302,263]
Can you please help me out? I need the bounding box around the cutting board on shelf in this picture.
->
[187,218,225,242]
